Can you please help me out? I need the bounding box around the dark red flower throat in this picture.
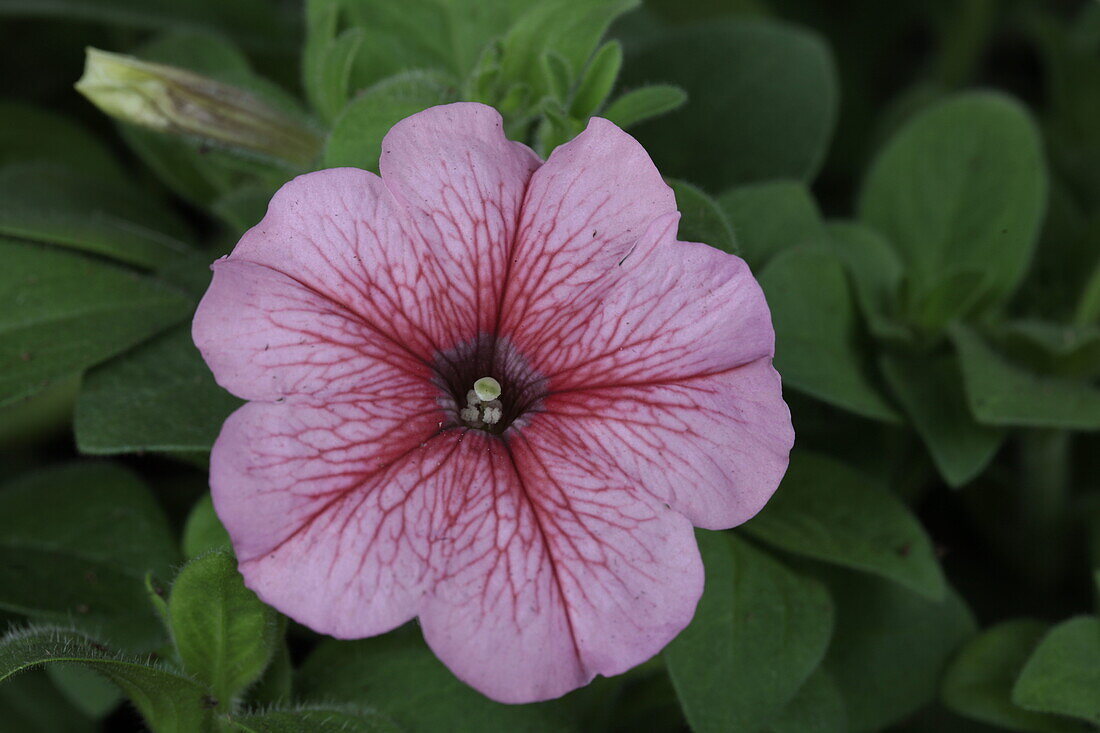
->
[432,334,547,435]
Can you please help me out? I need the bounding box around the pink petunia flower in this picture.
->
[193,103,793,704]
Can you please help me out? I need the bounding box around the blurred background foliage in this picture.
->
[0,0,1098,731]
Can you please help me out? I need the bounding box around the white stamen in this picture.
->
[483,405,502,425]
[466,389,481,406]
[459,406,480,423]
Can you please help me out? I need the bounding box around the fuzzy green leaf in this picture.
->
[769,669,847,733]
[168,550,278,708]
[622,18,837,190]
[943,619,1086,732]
[744,452,945,599]
[601,85,687,130]
[819,567,976,732]
[951,323,1100,430]
[182,495,232,560]
[228,706,401,732]
[323,71,454,173]
[0,162,192,269]
[74,324,242,455]
[0,626,212,733]
[1013,616,1100,725]
[668,179,737,253]
[0,239,191,406]
[761,246,900,422]
[665,532,834,733]
[859,92,1047,311]
[881,351,1005,487]
[718,180,826,267]
[569,40,622,118]
[0,463,177,652]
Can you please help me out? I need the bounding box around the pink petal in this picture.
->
[543,359,793,529]
[210,397,446,639]
[418,427,703,703]
[193,259,428,402]
[499,116,677,364]
[217,409,703,703]
[379,102,541,338]
[502,119,773,390]
[200,103,539,379]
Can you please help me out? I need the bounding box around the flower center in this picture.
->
[459,377,504,428]
[432,335,545,435]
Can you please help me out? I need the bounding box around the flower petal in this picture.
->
[193,259,429,402]
[418,429,703,703]
[379,102,541,337]
[503,119,773,394]
[220,168,451,360]
[500,116,677,361]
[542,359,794,529]
[210,396,446,639]
[211,103,539,370]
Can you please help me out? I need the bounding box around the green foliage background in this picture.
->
[0,0,1098,730]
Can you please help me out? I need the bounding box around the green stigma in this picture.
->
[473,377,502,403]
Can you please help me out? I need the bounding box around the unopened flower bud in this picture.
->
[75,47,321,168]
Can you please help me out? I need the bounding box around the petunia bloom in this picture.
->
[193,103,793,704]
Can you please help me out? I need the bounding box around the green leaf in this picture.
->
[601,84,687,129]
[298,626,584,732]
[665,532,834,733]
[1001,320,1100,380]
[825,221,908,342]
[168,550,278,707]
[331,0,543,85]
[323,71,454,173]
[819,567,976,732]
[245,637,292,707]
[951,323,1100,430]
[881,351,1005,487]
[540,51,573,104]
[0,0,297,54]
[590,664,683,732]
[0,626,212,733]
[47,664,123,719]
[310,28,368,124]
[858,92,1047,310]
[182,495,231,560]
[498,0,638,104]
[907,269,987,336]
[668,179,737,253]
[0,101,126,184]
[718,180,826,267]
[0,373,80,449]
[210,186,273,238]
[622,18,837,190]
[0,463,178,652]
[744,452,945,599]
[760,246,901,422]
[228,706,401,733]
[769,669,847,733]
[1077,257,1100,325]
[1013,616,1100,725]
[943,619,1086,732]
[0,670,97,733]
[569,40,622,118]
[0,162,192,269]
[74,324,242,455]
[0,238,191,406]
